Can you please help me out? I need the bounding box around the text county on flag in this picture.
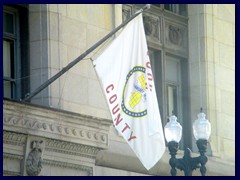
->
[93,14,165,170]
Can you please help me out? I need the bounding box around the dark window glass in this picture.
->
[3,10,16,98]
[164,4,187,17]
[3,5,29,100]
[167,85,178,117]
[149,49,164,125]
[4,12,14,34]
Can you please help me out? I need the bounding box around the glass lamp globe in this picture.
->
[193,112,211,140]
[164,115,182,143]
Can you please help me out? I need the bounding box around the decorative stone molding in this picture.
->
[3,100,111,149]
[122,5,132,22]
[3,170,21,176]
[3,131,27,146]
[45,139,100,159]
[168,25,182,45]
[4,153,23,161]
[165,20,188,56]
[26,140,44,176]
[3,114,108,146]
[42,159,93,176]
[143,14,161,43]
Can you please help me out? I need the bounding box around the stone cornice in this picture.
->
[45,139,100,159]
[3,170,21,176]
[4,153,24,160]
[42,159,93,175]
[3,99,112,149]
[3,131,27,146]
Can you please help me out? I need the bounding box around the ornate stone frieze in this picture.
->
[45,139,100,159]
[168,25,182,46]
[3,131,27,146]
[143,14,161,43]
[3,100,111,149]
[165,20,188,56]
[4,153,23,160]
[42,159,93,176]
[4,114,108,146]
[122,5,132,22]
[3,170,21,176]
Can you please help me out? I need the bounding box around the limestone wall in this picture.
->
[188,4,235,163]
[29,4,115,120]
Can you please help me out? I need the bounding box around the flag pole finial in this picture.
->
[136,4,151,14]
[145,4,151,10]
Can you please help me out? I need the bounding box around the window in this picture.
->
[148,49,164,120]
[150,51,190,149]
[165,55,181,119]
[3,5,29,100]
[167,85,178,117]
[164,4,187,17]
[3,10,16,98]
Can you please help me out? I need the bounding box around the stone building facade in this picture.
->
[3,4,235,176]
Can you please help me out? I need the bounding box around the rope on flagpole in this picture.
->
[23,4,151,102]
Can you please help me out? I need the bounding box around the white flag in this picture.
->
[93,14,165,170]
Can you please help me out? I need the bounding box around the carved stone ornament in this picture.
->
[26,140,44,176]
[143,15,160,41]
[4,114,108,148]
[122,8,131,22]
[3,100,111,150]
[169,25,182,45]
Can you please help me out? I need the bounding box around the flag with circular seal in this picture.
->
[93,14,165,170]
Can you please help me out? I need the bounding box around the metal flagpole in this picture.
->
[23,4,150,102]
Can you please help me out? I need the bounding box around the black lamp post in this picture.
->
[164,113,211,176]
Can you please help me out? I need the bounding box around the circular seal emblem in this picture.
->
[121,66,147,118]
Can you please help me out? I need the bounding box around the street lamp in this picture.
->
[164,112,211,176]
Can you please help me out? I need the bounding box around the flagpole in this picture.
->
[23,4,150,102]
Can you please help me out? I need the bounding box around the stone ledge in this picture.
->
[42,159,93,176]
[3,99,112,149]
[3,170,21,176]
[45,138,100,159]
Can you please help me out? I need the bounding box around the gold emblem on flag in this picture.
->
[122,66,147,118]
[129,75,146,109]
